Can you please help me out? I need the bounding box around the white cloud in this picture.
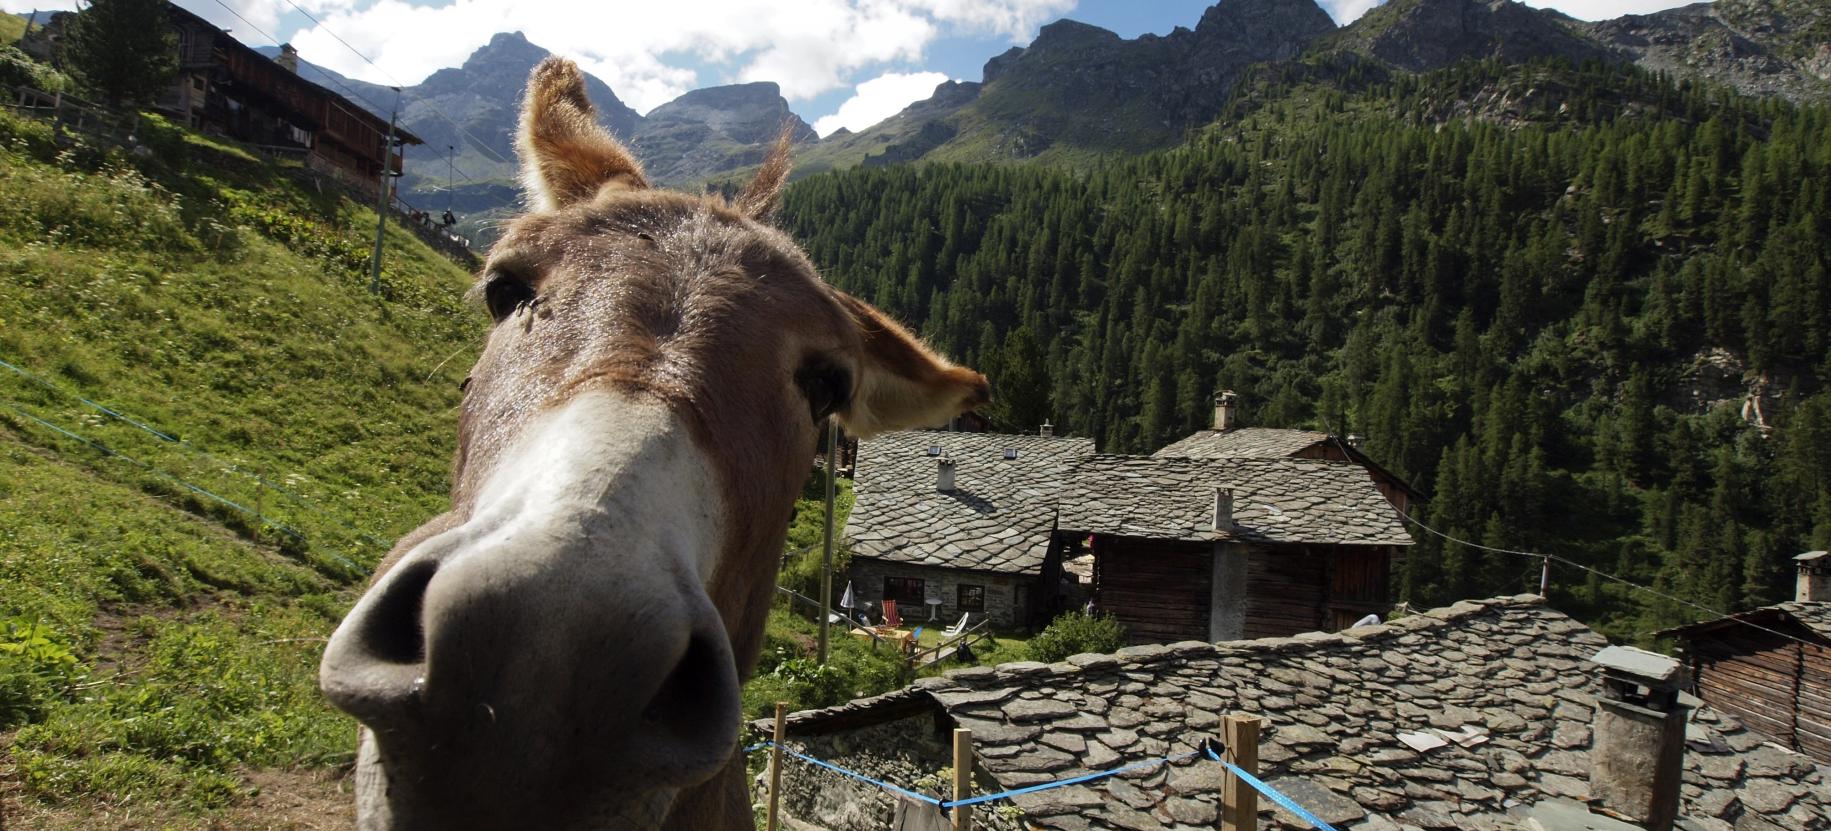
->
[813,70,950,136]
[1320,0,1698,25]
[1316,0,1384,25]
[271,0,1071,114]
[1520,0,1700,20]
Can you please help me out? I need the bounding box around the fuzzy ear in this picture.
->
[518,58,647,211]
[734,126,794,221]
[831,289,990,439]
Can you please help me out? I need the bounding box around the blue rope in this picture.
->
[748,737,1339,827]
[0,356,391,549]
[942,749,1203,809]
[772,744,944,806]
[1204,747,1340,831]
[0,399,361,573]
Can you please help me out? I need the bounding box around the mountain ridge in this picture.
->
[265,0,1827,245]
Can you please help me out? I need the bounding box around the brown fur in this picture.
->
[345,58,987,830]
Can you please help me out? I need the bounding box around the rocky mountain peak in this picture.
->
[1194,0,1338,43]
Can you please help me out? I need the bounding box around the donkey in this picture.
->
[319,58,989,829]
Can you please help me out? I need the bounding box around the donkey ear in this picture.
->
[830,289,990,439]
[734,126,794,221]
[518,58,647,211]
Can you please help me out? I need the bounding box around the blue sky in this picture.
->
[7,0,1703,135]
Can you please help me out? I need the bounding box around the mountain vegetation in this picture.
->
[60,0,176,108]
[778,57,1831,642]
[0,105,480,825]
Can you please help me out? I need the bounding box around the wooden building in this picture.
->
[1156,391,1419,516]
[154,3,422,189]
[1660,552,1831,763]
[1060,455,1412,644]
[842,431,1095,630]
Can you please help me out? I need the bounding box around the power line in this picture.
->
[202,0,388,118]
[1313,420,1824,652]
[0,397,363,574]
[271,0,515,167]
[198,0,511,173]
[0,355,392,549]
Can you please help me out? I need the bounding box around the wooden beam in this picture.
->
[766,701,786,831]
[1222,714,1262,831]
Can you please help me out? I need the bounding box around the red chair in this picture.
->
[881,599,902,628]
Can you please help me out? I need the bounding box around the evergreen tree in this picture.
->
[63,0,178,109]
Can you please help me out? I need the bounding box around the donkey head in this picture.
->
[319,58,988,829]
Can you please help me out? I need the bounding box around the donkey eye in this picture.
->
[483,269,536,323]
[794,360,852,424]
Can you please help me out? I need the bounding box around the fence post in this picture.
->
[767,701,787,831]
[1221,714,1262,831]
[952,727,974,831]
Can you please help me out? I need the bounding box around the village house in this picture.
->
[842,430,1095,630]
[154,3,422,190]
[1158,391,1419,516]
[754,595,1831,831]
[1061,455,1412,644]
[1660,551,1831,764]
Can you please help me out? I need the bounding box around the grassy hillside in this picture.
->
[0,109,482,827]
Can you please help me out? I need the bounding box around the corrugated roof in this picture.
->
[843,431,1095,575]
[1061,455,1413,545]
[763,596,1831,831]
[1153,427,1331,459]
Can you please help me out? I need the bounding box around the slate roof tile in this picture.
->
[1153,427,1331,459]
[843,431,1096,575]
[762,596,1831,831]
[1061,455,1413,545]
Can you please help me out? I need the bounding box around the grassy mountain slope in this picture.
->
[0,108,482,826]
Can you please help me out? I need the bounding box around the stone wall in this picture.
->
[765,708,1028,831]
[847,558,1036,630]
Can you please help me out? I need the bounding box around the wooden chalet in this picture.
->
[1059,455,1412,644]
[1156,391,1419,515]
[842,431,1095,630]
[154,2,422,189]
[1660,551,1831,763]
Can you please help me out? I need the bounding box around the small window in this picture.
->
[1002,448,1017,459]
[926,445,942,456]
[884,576,926,606]
[957,584,985,612]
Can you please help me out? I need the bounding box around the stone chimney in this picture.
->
[1212,487,1233,532]
[1798,551,1831,602]
[277,43,300,73]
[1040,420,1053,438]
[1346,433,1364,450]
[1213,391,1238,432]
[936,456,956,492]
[1589,645,1691,831]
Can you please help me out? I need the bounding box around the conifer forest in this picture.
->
[779,59,1831,641]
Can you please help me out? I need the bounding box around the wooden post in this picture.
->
[951,728,974,831]
[1221,714,1262,831]
[766,701,787,831]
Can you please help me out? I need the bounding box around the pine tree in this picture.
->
[62,0,178,109]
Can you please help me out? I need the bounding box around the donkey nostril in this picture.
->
[359,560,437,665]
[643,631,734,739]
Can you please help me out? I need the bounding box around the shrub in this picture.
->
[0,619,85,729]
[1027,612,1126,663]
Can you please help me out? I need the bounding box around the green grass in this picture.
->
[0,106,481,823]
[0,14,25,47]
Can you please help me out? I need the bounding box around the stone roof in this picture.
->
[764,596,1831,831]
[1154,427,1331,459]
[1060,456,1413,546]
[1660,600,1831,642]
[844,431,1096,575]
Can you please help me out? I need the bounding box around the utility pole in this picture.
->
[816,418,838,664]
[369,87,401,295]
[447,144,455,213]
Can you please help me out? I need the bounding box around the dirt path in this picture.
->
[1,767,354,831]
